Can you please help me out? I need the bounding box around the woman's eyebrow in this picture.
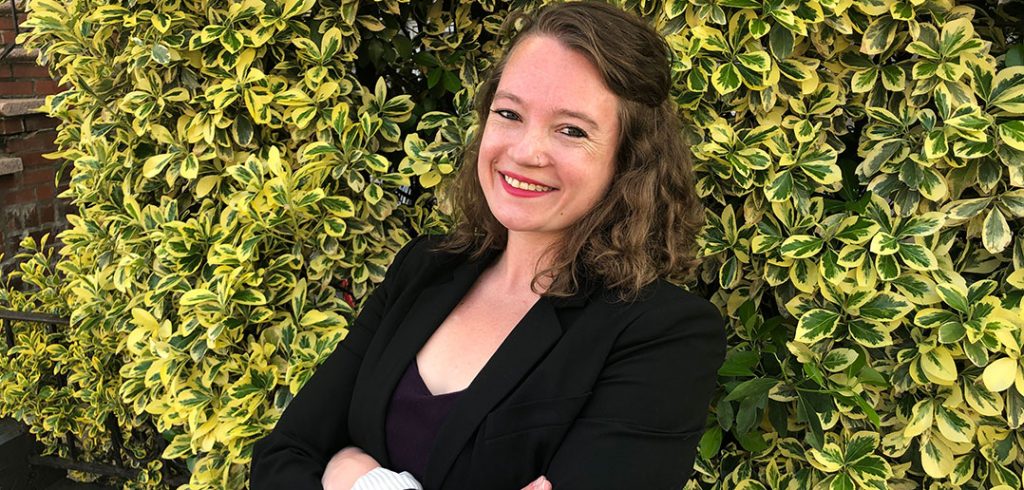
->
[493,90,521,103]
[555,109,599,131]
[493,91,600,130]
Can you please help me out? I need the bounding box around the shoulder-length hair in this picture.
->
[440,1,705,301]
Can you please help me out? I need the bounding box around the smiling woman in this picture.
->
[444,2,707,300]
[250,2,726,490]
[476,34,619,245]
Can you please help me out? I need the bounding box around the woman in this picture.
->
[250,2,726,489]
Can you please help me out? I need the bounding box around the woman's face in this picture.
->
[477,35,619,242]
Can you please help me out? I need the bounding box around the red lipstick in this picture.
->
[498,171,557,198]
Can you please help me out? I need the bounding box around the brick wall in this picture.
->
[1,0,69,274]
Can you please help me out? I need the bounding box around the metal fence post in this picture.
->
[3,317,12,353]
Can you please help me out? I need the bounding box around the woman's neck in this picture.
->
[488,231,560,296]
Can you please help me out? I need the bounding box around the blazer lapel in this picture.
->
[424,295,565,489]
[357,248,498,465]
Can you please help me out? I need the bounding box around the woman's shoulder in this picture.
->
[594,278,717,313]
[591,279,725,341]
[387,233,474,279]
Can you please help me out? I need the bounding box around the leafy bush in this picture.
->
[3,0,1023,488]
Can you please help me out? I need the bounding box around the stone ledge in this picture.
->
[0,156,24,176]
[0,418,26,446]
[0,98,45,117]
[1,47,39,63]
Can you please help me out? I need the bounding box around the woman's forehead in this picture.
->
[494,36,617,122]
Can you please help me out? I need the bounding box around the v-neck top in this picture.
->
[384,359,465,481]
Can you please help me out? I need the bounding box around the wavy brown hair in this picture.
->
[440,1,705,301]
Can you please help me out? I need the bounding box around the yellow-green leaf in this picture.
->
[936,283,969,313]
[822,348,858,372]
[299,309,346,329]
[852,68,878,93]
[904,398,934,437]
[861,17,898,55]
[982,208,1012,253]
[780,235,824,259]
[983,357,1018,392]
[935,405,975,443]
[161,433,193,459]
[920,434,955,478]
[921,346,957,385]
[737,51,772,73]
[809,442,844,472]
[898,243,937,271]
[990,67,1024,112]
[998,120,1024,151]
[859,292,912,322]
[712,63,742,95]
[796,308,841,344]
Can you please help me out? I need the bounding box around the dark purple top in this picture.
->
[385,359,464,481]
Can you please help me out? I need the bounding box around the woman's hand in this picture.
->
[321,446,381,490]
[521,475,552,490]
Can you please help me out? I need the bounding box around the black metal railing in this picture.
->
[0,309,188,487]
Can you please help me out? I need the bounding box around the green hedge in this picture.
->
[2,0,1023,488]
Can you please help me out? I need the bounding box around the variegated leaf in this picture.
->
[850,319,893,347]
[920,433,955,478]
[983,357,1018,392]
[844,431,880,462]
[892,274,939,304]
[869,232,901,255]
[809,442,845,471]
[989,66,1024,112]
[823,348,859,372]
[915,308,958,328]
[904,398,934,437]
[898,212,946,237]
[917,167,948,201]
[859,292,913,322]
[964,381,1004,416]
[790,258,820,293]
[998,120,1024,151]
[920,346,958,385]
[796,309,842,344]
[829,474,855,490]
[861,17,898,55]
[936,282,970,313]
[898,243,937,271]
[780,235,824,259]
[875,253,901,281]
[712,63,742,95]
[838,245,867,267]
[950,453,976,486]
[849,454,891,486]
[737,51,772,73]
[935,405,975,443]
[852,68,878,93]
[982,208,1012,254]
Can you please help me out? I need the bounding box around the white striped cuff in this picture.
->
[351,467,424,490]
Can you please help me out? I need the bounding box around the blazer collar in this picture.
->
[358,246,589,486]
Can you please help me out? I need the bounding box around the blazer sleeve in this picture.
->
[544,292,727,490]
[250,235,425,490]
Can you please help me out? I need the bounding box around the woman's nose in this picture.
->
[506,127,551,167]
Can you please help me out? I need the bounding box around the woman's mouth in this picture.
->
[500,172,557,193]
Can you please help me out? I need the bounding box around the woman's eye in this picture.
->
[560,126,588,138]
[491,109,520,121]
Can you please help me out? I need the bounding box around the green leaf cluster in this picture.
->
[6,0,480,486]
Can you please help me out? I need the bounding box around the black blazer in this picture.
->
[250,235,726,490]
